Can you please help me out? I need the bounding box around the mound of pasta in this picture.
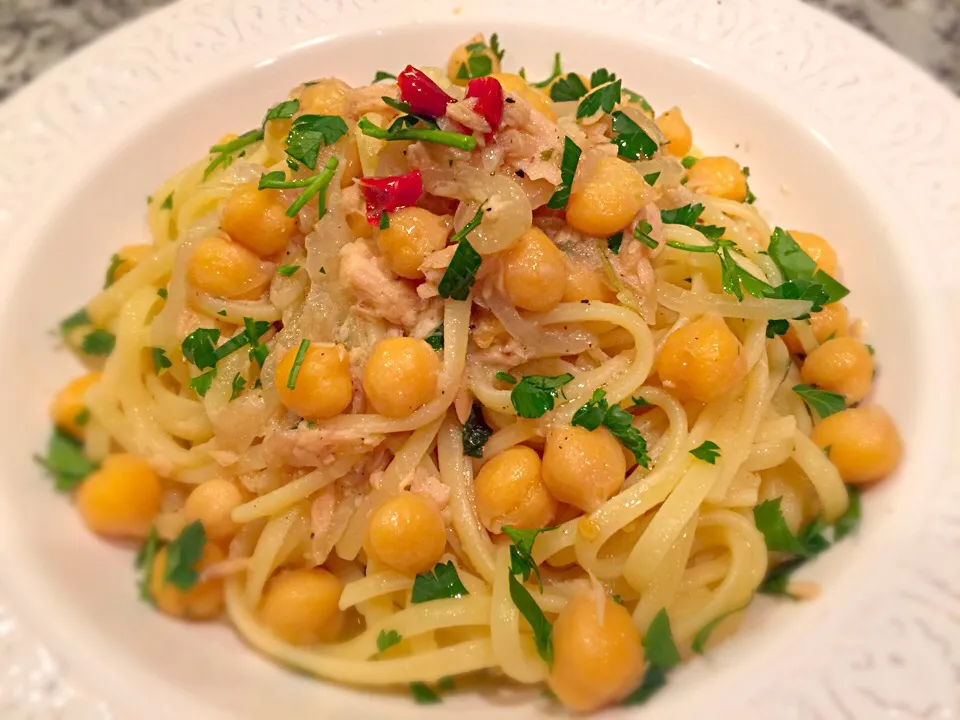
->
[42,34,903,712]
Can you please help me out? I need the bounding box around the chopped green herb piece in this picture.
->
[230,373,246,401]
[277,264,300,277]
[249,342,269,367]
[768,228,849,311]
[510,373,574,419]
[607,231,623,255]
[549,73,588,101]
[634,220,658,249]
[74,408,90,426]
[660,203,705,226]
[622,87,654,115]
[161,192,174,210]
[257,170,311,190]
[204,129,264,179]
[508,573,553,663]
[163,520,207,590]
[689,440,720,464]
[81,329,116,356]
[610,110,658,161]
[590,68,616,87]
[461,401,493,459]
[34,428,97,491]
[792,384,846,419]
[758,557,807,597]
[545,137,581,210]
[157,288,168,300]
[378,211,390,229]
[284,114,348,170]
[621,666,667,706]
[631,395,650,407]
[437,676,455,691]
[612,594,624,605]
[643,171,661,186]
[262,98,299,125]
[576,79,621,119]
[833,487,861,541]
[103,254,123,288]
[373,70,396,83]
[643,609,681,670]
[571,389,650,467]
[691,601,750,654]
[286,339,311,390]
[681,155,698,169]
[489,33,505,61]
[753,498,829,556]
[410,682,441,704]
[190,369,217,397]
[377,629,402,652]
[456,48,493,81]
[285,156,340,218]
[424,323,444,350]
[411,561,470,603]
[135,526,161,603]
[60,308,91,334]
[181,328,221,370]
[495,371,517,385]
[358,116,476,152]
[152,347,171,373]
[449,205,484,245]
[437,239,482,301]
[529,52,563,88]
[503,525,554,590]
[766,319,790,338]
[217,309,227,316]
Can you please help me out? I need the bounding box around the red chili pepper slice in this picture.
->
[360,170,424,225]
[397,65,454,118]
[465,76,504,137]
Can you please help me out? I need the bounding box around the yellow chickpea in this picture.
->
[474,446,557,533]
[187,235,271,299]
[656,107,693,157]
[276,343,353,420]
[500,227,567,312]
[548,592,643,712]
[298,78,351,115]
[812,406,901,484]
[259,568,344,645]
[801,337,874,404]
[363,337,440,418]
[50,372,100,439]
[788,230,839,276]
[220,183,296,258]
[685,156,748,201]
[542,425,626,512]
[566,157,650,237]
[111,244,153,282]
[363,492,447,575]
[183,479,243,541]
[657,314,746,403]
[150,542,225,620]
[489,73,556,121]
[376,207,450,279]
[448,35,502,86]
[562,261,616,303]
[76,454,162,539]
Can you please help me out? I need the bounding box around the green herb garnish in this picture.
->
[510,373,574,419]
[34,428,97,491]
[610,110,658,160]
[277,264,300,277]
[286,339,311,390]
[284,114,348,170]
[163,520,207,590]
[689,440,720,464]
[152,347,171,373]
[81,329,116,356]
[410,561,470,603]
[204,129,264,179]
[358,116,476,152]
[545,136,581,210]
[461,401,493,459]
[377,629,402,653]
[576,79,621,119]
[792,384,846,418]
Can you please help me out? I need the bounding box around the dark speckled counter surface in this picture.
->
[1,0,958,99]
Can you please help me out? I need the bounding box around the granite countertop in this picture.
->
[0,0,958,99]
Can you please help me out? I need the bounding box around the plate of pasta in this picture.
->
[0,0,958,718]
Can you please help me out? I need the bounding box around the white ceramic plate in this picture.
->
[0,0,958,717]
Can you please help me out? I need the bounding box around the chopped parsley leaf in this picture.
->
[135,527,161,603]
[634,220,658,249]
[160,192,174,210]
[373,70,396,83]
[753,498,828,557]
[152,347,171,374]
[576,78,621,119]
[378,210,390,229]
[549,73,588,101]
[528,52,563,89]
[81,329,116,356]
[461,401,493,459]
[508,573,553,664]
[284,114,348,169]
[571,388,650,467]
[277,264,300,277]
[495,371,517,385]
[103,254,123,288]
[621,666,667,706]
[689,440,721,464]
[792,384,846,419]
[163,520,207,590]
[692,602,750,654]
[34,428,97,491]
[681,155,698,169]
[411,561,470,603]
[437,239,482,300]
[262,98,299,125]
[510,373,574,419]
[503,525,555,591]
[643,171,661,186]
[424,323,444,350]
[410,682,441,704]
[157,288,168,300]
[286,339,311,390]
[660,203,705,226]
[230,373,246,401]
[610,110,658,161]
[189,369,217,397]
[377,629,402,653]
[181,328,221,370]
[449,205,484,245]
[643,609,681,670]
[766,318,790,338]
[545,136,581,210]
[607,231,623,255]
[60,308,91,334]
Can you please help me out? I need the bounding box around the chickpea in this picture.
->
[685,156,748,202]
[187,236,271,299]
[276,343,353,420]
[111,244,153,282]
[76,454,162,539]
[784,303,849,355]
[259,568,344,645]
[566,157,650,237]
[150,542,225,620]
[474,446,557,533]
[788,230,838,276]
[489,73,556,121]
[448,35,502,86]
[656,107,693,157]
[298,78,351,116]
[376,207,450,279]
[183,479,243,540]
[500,228,567,312]
[548,592,643,712]
[801,337,874,403]
[562,261,616,303]
[50,372,100,439]
[542,425,626,512]
[811,406,902,484]
[363,492,447,575]
[657,314,746,403]
[220,183,296,258]
[363,337,440,418]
